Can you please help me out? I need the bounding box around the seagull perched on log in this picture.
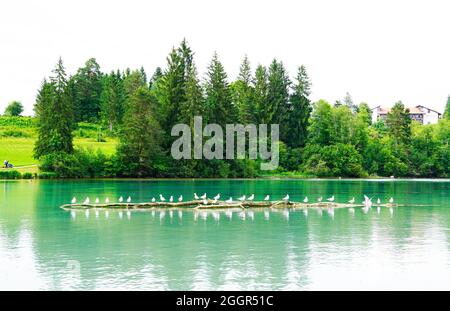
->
[214,193,220,201]
[377,198,381,204]
[178,195,183,202]
[348,197,355,204]
[151,197,156,202]
[327,195,334,202]
[303,196,308,203]
[71,197,76,204]
[127,196,131,203]
[169,196,173,202]
[159,194,165,202]
[105,197,110,204]
[282,194,289,201]
[225,197,233,203]
[95,198,99,204]
[84,197,90,204]
[238,195,246,201]
[118,196,123,203]
[264,195,270,201]
[194,193,199,200]
[389,197,394,203]
[317,196,323,202]
[200,193,207,200]
[247,194,254,201]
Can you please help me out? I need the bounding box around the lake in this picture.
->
[0,179,449,290]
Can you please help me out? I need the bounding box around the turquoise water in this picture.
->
[0,179,449,290]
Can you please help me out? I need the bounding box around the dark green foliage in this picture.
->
[301,143,366,177]
[29,43,448,179]
[204,52,235,126]
[285,65,311,148]
[266,59,290,126]
[0,170,21,179]
[4,101,24,116]
[117,87,162,177]
[39,149,115,178]
[72,58,103,122]
[231,56,254,124]
[100,71,125,131]
[34,58,74,159]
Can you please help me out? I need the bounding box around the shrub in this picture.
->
[0,170,22,179]
[22,172,34,179]
[37,172,58,179]
[0,129,31,138]
[39,149,116,178]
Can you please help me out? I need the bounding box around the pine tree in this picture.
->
[117,87,161,177]
[386,101,412,147]
[180,63,204,128]
[253,65,268,124]
[204,52,235,125]
[343,92,358,113]
[72,58,103,122]
[34,58,74,158]
[285,65,312,148]
[149,67,163,89]
[267,59,290,125]
[231,55,254,124]
[100,71,126,131]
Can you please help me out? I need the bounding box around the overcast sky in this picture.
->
[1,0,449,115]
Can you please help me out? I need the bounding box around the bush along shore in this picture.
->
[2,39,449,179]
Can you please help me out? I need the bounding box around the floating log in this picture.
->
[60,199,400,211]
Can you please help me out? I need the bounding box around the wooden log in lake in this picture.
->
[60,200,399,211]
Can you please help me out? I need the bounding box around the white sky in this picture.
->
[1,0,449,116]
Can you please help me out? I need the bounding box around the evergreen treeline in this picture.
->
[33,40,450,178]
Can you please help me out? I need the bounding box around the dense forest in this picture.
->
[32,40,450,178]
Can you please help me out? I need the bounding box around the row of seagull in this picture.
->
[72,196,132,204]
[72,194,394,205]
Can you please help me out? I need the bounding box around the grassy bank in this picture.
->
[0,116,118,174]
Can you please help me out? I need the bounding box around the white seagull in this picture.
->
[200,193,207,200]
[377,198,381,204]
[214,193,220,201]
[105,197,110,204]
[127,196,131,203]
[151,197,156,202]
[247,194,254,201]
[71,197,77,204]
[303,196,308,203]
[327,195,335,202]
[389,197,394,203]
[317,196,323,202]
[169,196,173,203]
[202,198,208,205]
[159,194,166,202]
[348,197,355,204]
[84,197,90,204]
[238,195,246,201]
[282,194,289,201]
[264,195,270,201]
[225,197,233,203]
[194,193,199,200]
[178,195,183,202]
[118,196,123,203]
[95,197,100,204]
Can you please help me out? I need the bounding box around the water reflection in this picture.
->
[0,179,449,290]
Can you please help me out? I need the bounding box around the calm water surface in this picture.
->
[0,179,449,290]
